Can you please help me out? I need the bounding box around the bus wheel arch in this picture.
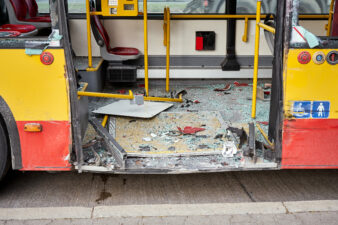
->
[0,96,22,172]
[0,115,10,181]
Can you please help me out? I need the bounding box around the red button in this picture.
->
[297,51,311,64]
[40,52,54,65]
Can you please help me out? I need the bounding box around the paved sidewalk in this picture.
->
[1,212,338,225]
[0,200,337,225]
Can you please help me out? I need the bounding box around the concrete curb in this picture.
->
[0,207,92,220]
[0,200,337,220]
[93,202,286,218]
[284,200,338,213]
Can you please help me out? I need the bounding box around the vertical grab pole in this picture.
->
[86,0,93,69]
[165,7,170,92]
[242,16,249,42]
[327,0,335,36]
[251,0,261,119]
[143,0,149,96]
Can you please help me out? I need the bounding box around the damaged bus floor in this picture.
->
[82,79,276,173]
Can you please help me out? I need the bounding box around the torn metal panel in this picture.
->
[89,117,126,169]
[249,122,257,163]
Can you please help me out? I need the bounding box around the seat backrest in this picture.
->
[91,15,110,50]
[9,0,27,20]
[24,0,38,17]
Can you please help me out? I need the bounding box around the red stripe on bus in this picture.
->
[282,119,338,169]
[16,121,72,171]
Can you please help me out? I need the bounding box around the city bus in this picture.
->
[0,0,337,180]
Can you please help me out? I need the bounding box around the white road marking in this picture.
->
[0,200,337,220]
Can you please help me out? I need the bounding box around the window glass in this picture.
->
[67,0,86,13]
[236,0,330,14]
[138,0,225,14]
[290,0,334,49]
[36,0,49,13]
[64,0,331,14]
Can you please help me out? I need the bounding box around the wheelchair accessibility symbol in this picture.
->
[292,101,330,119]
[292,101,311,118]
[312,101,330,118]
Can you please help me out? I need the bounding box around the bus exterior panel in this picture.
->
[282,49,338,169]
[0,49,72,171]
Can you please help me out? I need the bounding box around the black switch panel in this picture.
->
[196,31,216,50]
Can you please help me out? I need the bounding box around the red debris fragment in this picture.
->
[138,84,145,88]
[257,121,269,126]
[117,89,126,94]
[234,81,249,87]
[214,83,231,92]
[264,83,272,89]
[177,126,206,134]
[194,100,201,104]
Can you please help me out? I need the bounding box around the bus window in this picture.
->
[290,0,337,48]
[0,0,51,37]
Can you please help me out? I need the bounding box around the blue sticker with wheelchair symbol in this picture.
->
[292,101,311,118]
[312,101,330,119]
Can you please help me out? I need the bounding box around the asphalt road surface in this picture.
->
[0,169,337,207]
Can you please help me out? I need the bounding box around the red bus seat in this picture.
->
[91,14,140,61]
[24,0,51,22]
[0,24,38,36]
[109,47,140,56]
[5,0,50,28]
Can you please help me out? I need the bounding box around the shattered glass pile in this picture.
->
[83,79,273,169]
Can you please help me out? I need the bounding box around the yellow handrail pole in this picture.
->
[242,17,249,42]
[256,123,274,147]
[163,8,167,46]
[165,7,170,92]
[258,22,275,34]
[327,0,335,36]
[170,14,328,20]
[251,0,261,119]
[143,0,149,96]
[77,90,182,102]
[77,91,134,100]
[102,115,109,127]
[144,95,183,103]
[85,0,93,69]
[90,11,103,16]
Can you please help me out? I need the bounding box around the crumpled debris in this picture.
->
[168,146,175,151]
[222,141,238,157]
[227,127,248,149]
[142,137,152,142]
[257,121,269,126]
[117,89,126,94]
[197,144,210,149]
[214,83,231,92]
[177,126,206,134]
[181,99,201,108]
[234,81,249,87]
[139,144,151,151]
[214,134,223,139]
[175,90,187,98]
